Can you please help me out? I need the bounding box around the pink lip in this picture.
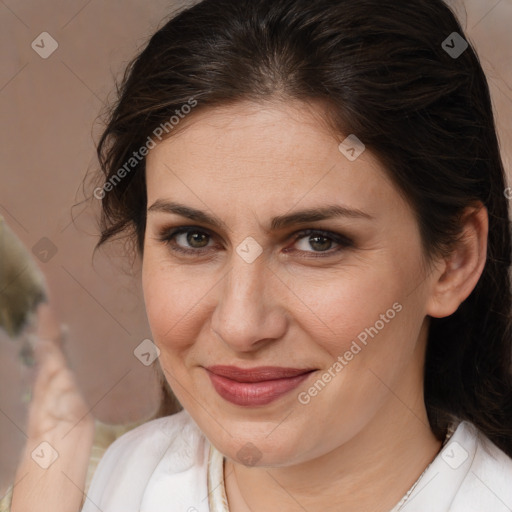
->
[205,365,315,406]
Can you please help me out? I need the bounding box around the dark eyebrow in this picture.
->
[147,200,373,232]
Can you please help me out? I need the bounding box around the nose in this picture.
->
[210,254,288,353]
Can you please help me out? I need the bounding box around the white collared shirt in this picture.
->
[80,409,512,512]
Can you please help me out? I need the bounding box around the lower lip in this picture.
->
[206,370,313,406]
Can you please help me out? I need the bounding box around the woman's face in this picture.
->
[142,100,439,467]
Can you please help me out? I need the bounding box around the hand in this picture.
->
[11,303,95,512]
[26,303,94,438]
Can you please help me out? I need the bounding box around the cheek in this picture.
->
[287,264,406,359]
[142,251,216,356]
[142,254,189,346]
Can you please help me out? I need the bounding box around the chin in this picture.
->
[197,414,309,467]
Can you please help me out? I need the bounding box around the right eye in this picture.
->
[158,226,217,255]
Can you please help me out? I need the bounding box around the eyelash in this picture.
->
[157,226,353,258]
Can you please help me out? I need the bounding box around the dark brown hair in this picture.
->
[94,0,512,454]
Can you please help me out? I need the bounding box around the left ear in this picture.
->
[426,203,488,318]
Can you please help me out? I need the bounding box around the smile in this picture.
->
[204,365,315,406]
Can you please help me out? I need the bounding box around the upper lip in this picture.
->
[205,365,315,382]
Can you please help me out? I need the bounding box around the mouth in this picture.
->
[204,365,316,406]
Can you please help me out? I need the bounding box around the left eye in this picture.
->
[292,230,345,254]
[158,227,352,257]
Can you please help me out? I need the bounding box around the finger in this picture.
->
[30,335,72,403]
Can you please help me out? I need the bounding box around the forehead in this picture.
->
[148,100,337,167]
[144,100,403,221]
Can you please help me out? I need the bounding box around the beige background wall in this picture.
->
[1,0,511,496]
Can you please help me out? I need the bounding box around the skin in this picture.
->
[142,99,488,511]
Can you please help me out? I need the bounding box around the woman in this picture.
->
[65,0,512,510]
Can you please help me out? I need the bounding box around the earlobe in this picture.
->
[426,204,488,319]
